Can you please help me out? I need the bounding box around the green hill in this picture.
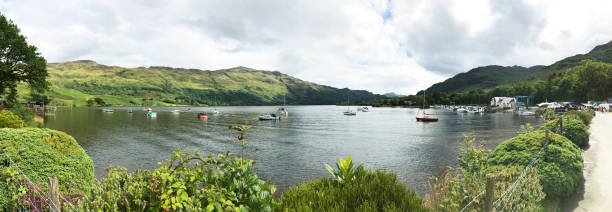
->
[426,65,544,93]
[29,60,383,106]
[539,40,612,74]
[425,40,612,93]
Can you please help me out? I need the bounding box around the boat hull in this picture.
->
[416,117,438,122]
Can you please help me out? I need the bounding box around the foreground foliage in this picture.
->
[564,110,595,127]
[278,167,427,211]
[426,136,545,212]
[0,110,25,128]
[487,131,583,198]
[539,117,589,148]
[75,151,276,211]
[0,128,94,208]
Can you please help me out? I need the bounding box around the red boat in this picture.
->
[416,91,438,122]
[416,117,438,122]
[198,113,208,120]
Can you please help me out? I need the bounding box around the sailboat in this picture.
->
[416,91,438,122]
[213,97,219,114]
[343,95,356,116]
[278,94,289,116]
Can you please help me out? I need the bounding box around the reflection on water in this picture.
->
[44,106,544,195]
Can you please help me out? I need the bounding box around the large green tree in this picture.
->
[0,13,48,105]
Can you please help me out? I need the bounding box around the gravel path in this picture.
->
[573,113,612,211]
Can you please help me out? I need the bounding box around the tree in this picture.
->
[94,97,106,106]
[0,13,48,105]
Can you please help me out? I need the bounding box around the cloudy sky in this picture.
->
[2,0,612,94]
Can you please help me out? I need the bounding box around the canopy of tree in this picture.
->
[0,13,48,104]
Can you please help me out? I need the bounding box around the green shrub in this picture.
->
[0,128,94,207]
[6,104,34,124]
[278,167,427,211]
[0,110,25,128]
[564,110,594,126]
[487,131,583,198]
[539,118,589,148]
[75,151,276,211]
[427,135,545,211]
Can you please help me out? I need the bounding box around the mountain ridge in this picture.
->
[425,40,612,93]
[33,60,384,106]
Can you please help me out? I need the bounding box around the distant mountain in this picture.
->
[39,60,383,106]
[425,65,544,93]
[383,92,405,98]
[425,40,612,93]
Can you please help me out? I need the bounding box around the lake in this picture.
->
[43,106,543,195]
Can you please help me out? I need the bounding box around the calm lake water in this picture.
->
[43,106,543,195]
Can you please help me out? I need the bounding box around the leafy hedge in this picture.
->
[0,110,25,128]
[564,110,595,126]
[486,131,583,198]
[539,118,589,148]
[278,167,427,211]
[0,128,94,207]
[74,152,276,211]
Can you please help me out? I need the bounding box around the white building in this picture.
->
[490,97,515,109]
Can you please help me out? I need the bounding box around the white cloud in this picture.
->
[2,0,612,94]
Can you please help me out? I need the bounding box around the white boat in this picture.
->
[259,114,280,120]
[343,110,357,116]
[278,107,288,116]
[456,108,468,113]
[519,110,535,116]
[358,106,370,112]
[278,95,288,116]
[478,107,486,113]
[170,109,181,113]
[343,95,356,116]
[103,108,114,112]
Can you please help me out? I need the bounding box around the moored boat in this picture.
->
[259,114,280,120]
[198,113,208,119]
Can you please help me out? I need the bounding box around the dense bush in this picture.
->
[564,110,595,126]
[74,151,276,211]
[0,110,25,128]
[6,104,34,124]
[0,128,94,207]
[278,167,427,211]
[426,136,544,211]
[539,117,589,148]
[487,131,583,198]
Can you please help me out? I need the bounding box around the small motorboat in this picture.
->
[456,108,468,113]
[103,108,114,112]
[343,110,357,116]
[128,109,133,113]
[213,109,219,115]
[198,113,208,119]
[358,106,370,112]
[518,110,535,116]
[259,114,280,120]
[147,108,153,112]
[148,111,157,117]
